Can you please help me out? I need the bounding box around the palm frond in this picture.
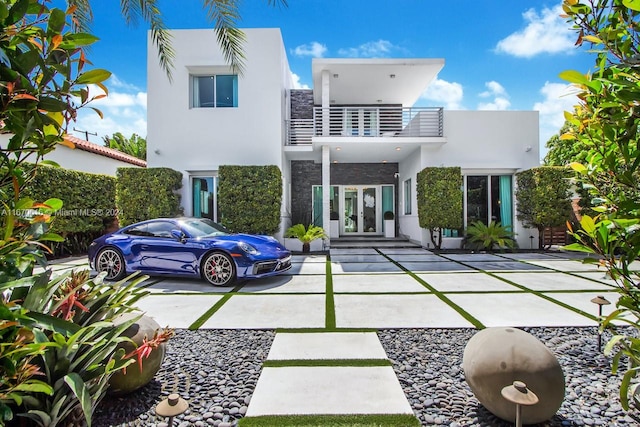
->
[66,0,93,34]
[203,0,247,75]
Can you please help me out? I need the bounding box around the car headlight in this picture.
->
[238,241,259,255]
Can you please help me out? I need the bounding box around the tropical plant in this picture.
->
[416,167,463,250]
[284,224,327,253]
[66,0,288,78]
[560,0,640,410]
[464,221,516,252]
[102,132,146,160]
[544,120,588,166]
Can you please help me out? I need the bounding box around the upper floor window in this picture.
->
[192,75,238,108]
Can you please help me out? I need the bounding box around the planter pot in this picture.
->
[108,314,166,395]
[384,219,395,238]
[330,220,340,238]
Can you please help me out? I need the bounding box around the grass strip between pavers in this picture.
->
[238,414,421,427]
[276,328,378,333]
[263,359,391,368]
[326,255,337,330]
[187,282,246,330]
[374,249,485,329]
[437,256,600,322]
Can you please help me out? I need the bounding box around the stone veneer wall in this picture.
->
[290,90,314,120]
[290,160,399,226]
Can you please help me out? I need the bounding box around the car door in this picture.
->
[131,220,199,274]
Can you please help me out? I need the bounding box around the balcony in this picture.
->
[286,106,443,145]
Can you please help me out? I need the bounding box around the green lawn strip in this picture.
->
[263,359,391,368]
[326,254,337,330]
[187,282,246,330]
[437,258,600,322]
[238,414,421,427]
[276,328,378,333]
[374,250,485,329]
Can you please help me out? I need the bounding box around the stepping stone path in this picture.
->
[245,332,414,417]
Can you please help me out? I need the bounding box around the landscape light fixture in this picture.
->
[591,295,611,351]
[389,74,396,78]
[501,381,539,427]
[155,393,188,427]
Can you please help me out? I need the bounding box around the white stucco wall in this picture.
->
[0,134,142,176]
[398,110,541,249]
[147,28,293,234]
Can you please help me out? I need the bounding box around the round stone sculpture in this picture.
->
[463,327,565,424]
[108,314,166,395]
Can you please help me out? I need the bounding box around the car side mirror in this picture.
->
[171,229,186,242]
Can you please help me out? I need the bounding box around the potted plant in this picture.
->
[284,224,327,253]
[384,211,395,238]
[329,211,340,238]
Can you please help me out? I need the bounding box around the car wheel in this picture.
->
[96,248,126,281]
[202,252,236,286]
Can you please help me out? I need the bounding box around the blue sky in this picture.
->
[72,0,595,160]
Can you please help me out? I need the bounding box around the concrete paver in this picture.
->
[240,275,325,293]
[333,274,428,293]
[399,261,473,272]
[331,261,403,274]
[245,366,413,416]
[135,294,223,329]
[267,332,387,360]
[201,294,326,329]
[334,294,475,328]
[492,272,615,291]
[419,272,520,292]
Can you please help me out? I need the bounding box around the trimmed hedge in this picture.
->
[417,167,463,249]
[21,164,117,255]
[116,168,183,226]
[515,166,573,248]
[218,165,282,234]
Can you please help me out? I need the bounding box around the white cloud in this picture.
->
[338,40,398,58]
[420,78,464,110]
[291,72,310,89]
[478,81,511,110]
[72,75,147,140]
[495,4,576,57]
[534,81,580,157]
[291,42,327,58]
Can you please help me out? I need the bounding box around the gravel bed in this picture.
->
[94,327,640,427]
[378,327,640,426]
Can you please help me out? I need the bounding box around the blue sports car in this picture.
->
[88,217,292,286]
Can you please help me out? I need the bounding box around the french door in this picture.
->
[342,186,380,235]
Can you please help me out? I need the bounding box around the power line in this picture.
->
[73,127,97,141]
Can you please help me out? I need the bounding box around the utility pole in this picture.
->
[73,127,97,141]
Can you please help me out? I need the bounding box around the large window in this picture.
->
[192,75,238,108]
[312,185,339,227]
[465,175,512,228]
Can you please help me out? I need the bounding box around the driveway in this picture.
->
[46,247,623,330]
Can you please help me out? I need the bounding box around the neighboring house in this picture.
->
[147,28,539,249]
[0,134,146,176]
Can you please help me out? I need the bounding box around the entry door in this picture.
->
[342,186,380,235]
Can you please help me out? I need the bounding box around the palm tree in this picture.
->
[103,132,147,160]
[66,0,288,79]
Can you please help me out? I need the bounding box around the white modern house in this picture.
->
[147,28,540,249]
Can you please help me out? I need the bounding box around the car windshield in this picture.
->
[181,218,230,237]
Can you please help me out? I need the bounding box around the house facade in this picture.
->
[147,28,540,249]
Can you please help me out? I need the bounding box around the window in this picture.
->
[312,185,339,227]
[146,221,177,238]
[465,175,512,228]
[192,75,238,108]
[403,179,412,215]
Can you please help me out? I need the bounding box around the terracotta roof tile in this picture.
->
[64,135,147,167]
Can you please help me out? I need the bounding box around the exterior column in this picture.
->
[321,70,330,136]
[322,145,331,245]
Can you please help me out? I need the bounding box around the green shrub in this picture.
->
[417,167,463,249]
[464,220,516,251]
[19,165,116,256]
[218,165,282,234]
[116,168,183,226]
[515,167,573,249]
